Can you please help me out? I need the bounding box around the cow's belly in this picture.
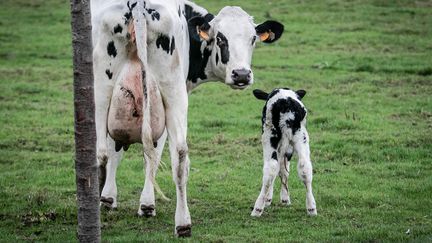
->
[107,59,165,146]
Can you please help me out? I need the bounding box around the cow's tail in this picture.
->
[132,2,170,202]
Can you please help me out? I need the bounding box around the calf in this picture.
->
[251,88,317,217]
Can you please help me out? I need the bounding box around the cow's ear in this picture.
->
[253,89,269,101]
[188,15,213,41]
[296,89,306,100]
[255,20,284,43]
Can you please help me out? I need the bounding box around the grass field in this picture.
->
[1,0,432,241]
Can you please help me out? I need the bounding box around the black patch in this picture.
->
[115,141,123,152]
[216,53,219,65]
[270,128,281,149]
[178,6,181,17]
[113,24,123,34]
[142,70,147,100]
[156,35,175,55]
[146,8,160,21]
[124,1,137,24]
[270,97,306,136]
[107,41,117,57]
[153,142,157,148]
[185,3,215,83]
[271,151,278,160]
[252,36,257,45]
[105,69,113,79]
[170,36,176,55]
[216,32,229,64]
[143,2,160,21]
[303,133,307,144]
[123,145,129,151]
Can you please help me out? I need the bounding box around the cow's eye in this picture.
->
[252,36,257,45]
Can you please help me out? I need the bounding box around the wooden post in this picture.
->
[70,0,101,242]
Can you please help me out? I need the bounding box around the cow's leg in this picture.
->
[138,129,167,217]
[162,88,191,237]
[93,45,114,169]
[251,138,279,217]
[294,130,317,216]
[100,135,123,209]
[280,145,293,205]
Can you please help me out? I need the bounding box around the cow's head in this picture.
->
[189,7,284,90]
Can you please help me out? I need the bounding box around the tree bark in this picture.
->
[70,0,101,242]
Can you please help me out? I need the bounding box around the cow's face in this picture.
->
[189,7,284,90]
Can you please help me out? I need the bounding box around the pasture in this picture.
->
[1,0,431,241]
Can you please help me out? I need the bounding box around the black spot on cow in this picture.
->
[124,1,137,24]
[178,6,181,17]
[143,2,160,21]
[271,151,278,161]
[216,32,229,64]
[141,70,147,100]
[107,41,117,57]
[105,69,113,79]
[156,35,175,55]
[114,24,123,34]
[153,142,158,148]
[170,36,176,55]
[216,53,219,65]
[303,133,307,144]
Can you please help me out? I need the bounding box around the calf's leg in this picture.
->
[294,130,317,216]
[251,138,279,217]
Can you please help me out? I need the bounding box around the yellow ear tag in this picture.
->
[259,32,270,41]
[199,30,210,41]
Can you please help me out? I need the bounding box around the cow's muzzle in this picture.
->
[231,68,252,89]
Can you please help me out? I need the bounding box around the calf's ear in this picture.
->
[296,89,306,99]
[188,16,213,41]
[255,20,284,43]
[253,89,269,100]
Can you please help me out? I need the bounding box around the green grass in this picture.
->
[1,0,432,241]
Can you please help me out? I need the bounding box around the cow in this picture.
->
[250,88,317,217]
[91,0,284,236]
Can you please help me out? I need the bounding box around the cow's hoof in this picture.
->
[281,199,291,206]
[175,225,192,237]
[138,204,156,218]
[251,208,263,217]
[265,199,272,207]
[307,208,317,216]
[100,197,116,210]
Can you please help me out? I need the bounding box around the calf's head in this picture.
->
[189,7,284,89]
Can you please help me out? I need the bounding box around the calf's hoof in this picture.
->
[281,198,291,206]
[175,225,192,237]
[265,199,272,207]
[138,204,156,218]
[307,208,317,216]
[250,208,263,217]
[100,197,117,210]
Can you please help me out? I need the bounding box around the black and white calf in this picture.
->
[251,88,317,217]
[91,0,284,236]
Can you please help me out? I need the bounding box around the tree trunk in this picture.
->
[70,0,101,242]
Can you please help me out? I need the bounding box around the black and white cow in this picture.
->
[251,88,317,217]
[91,0,284,236]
